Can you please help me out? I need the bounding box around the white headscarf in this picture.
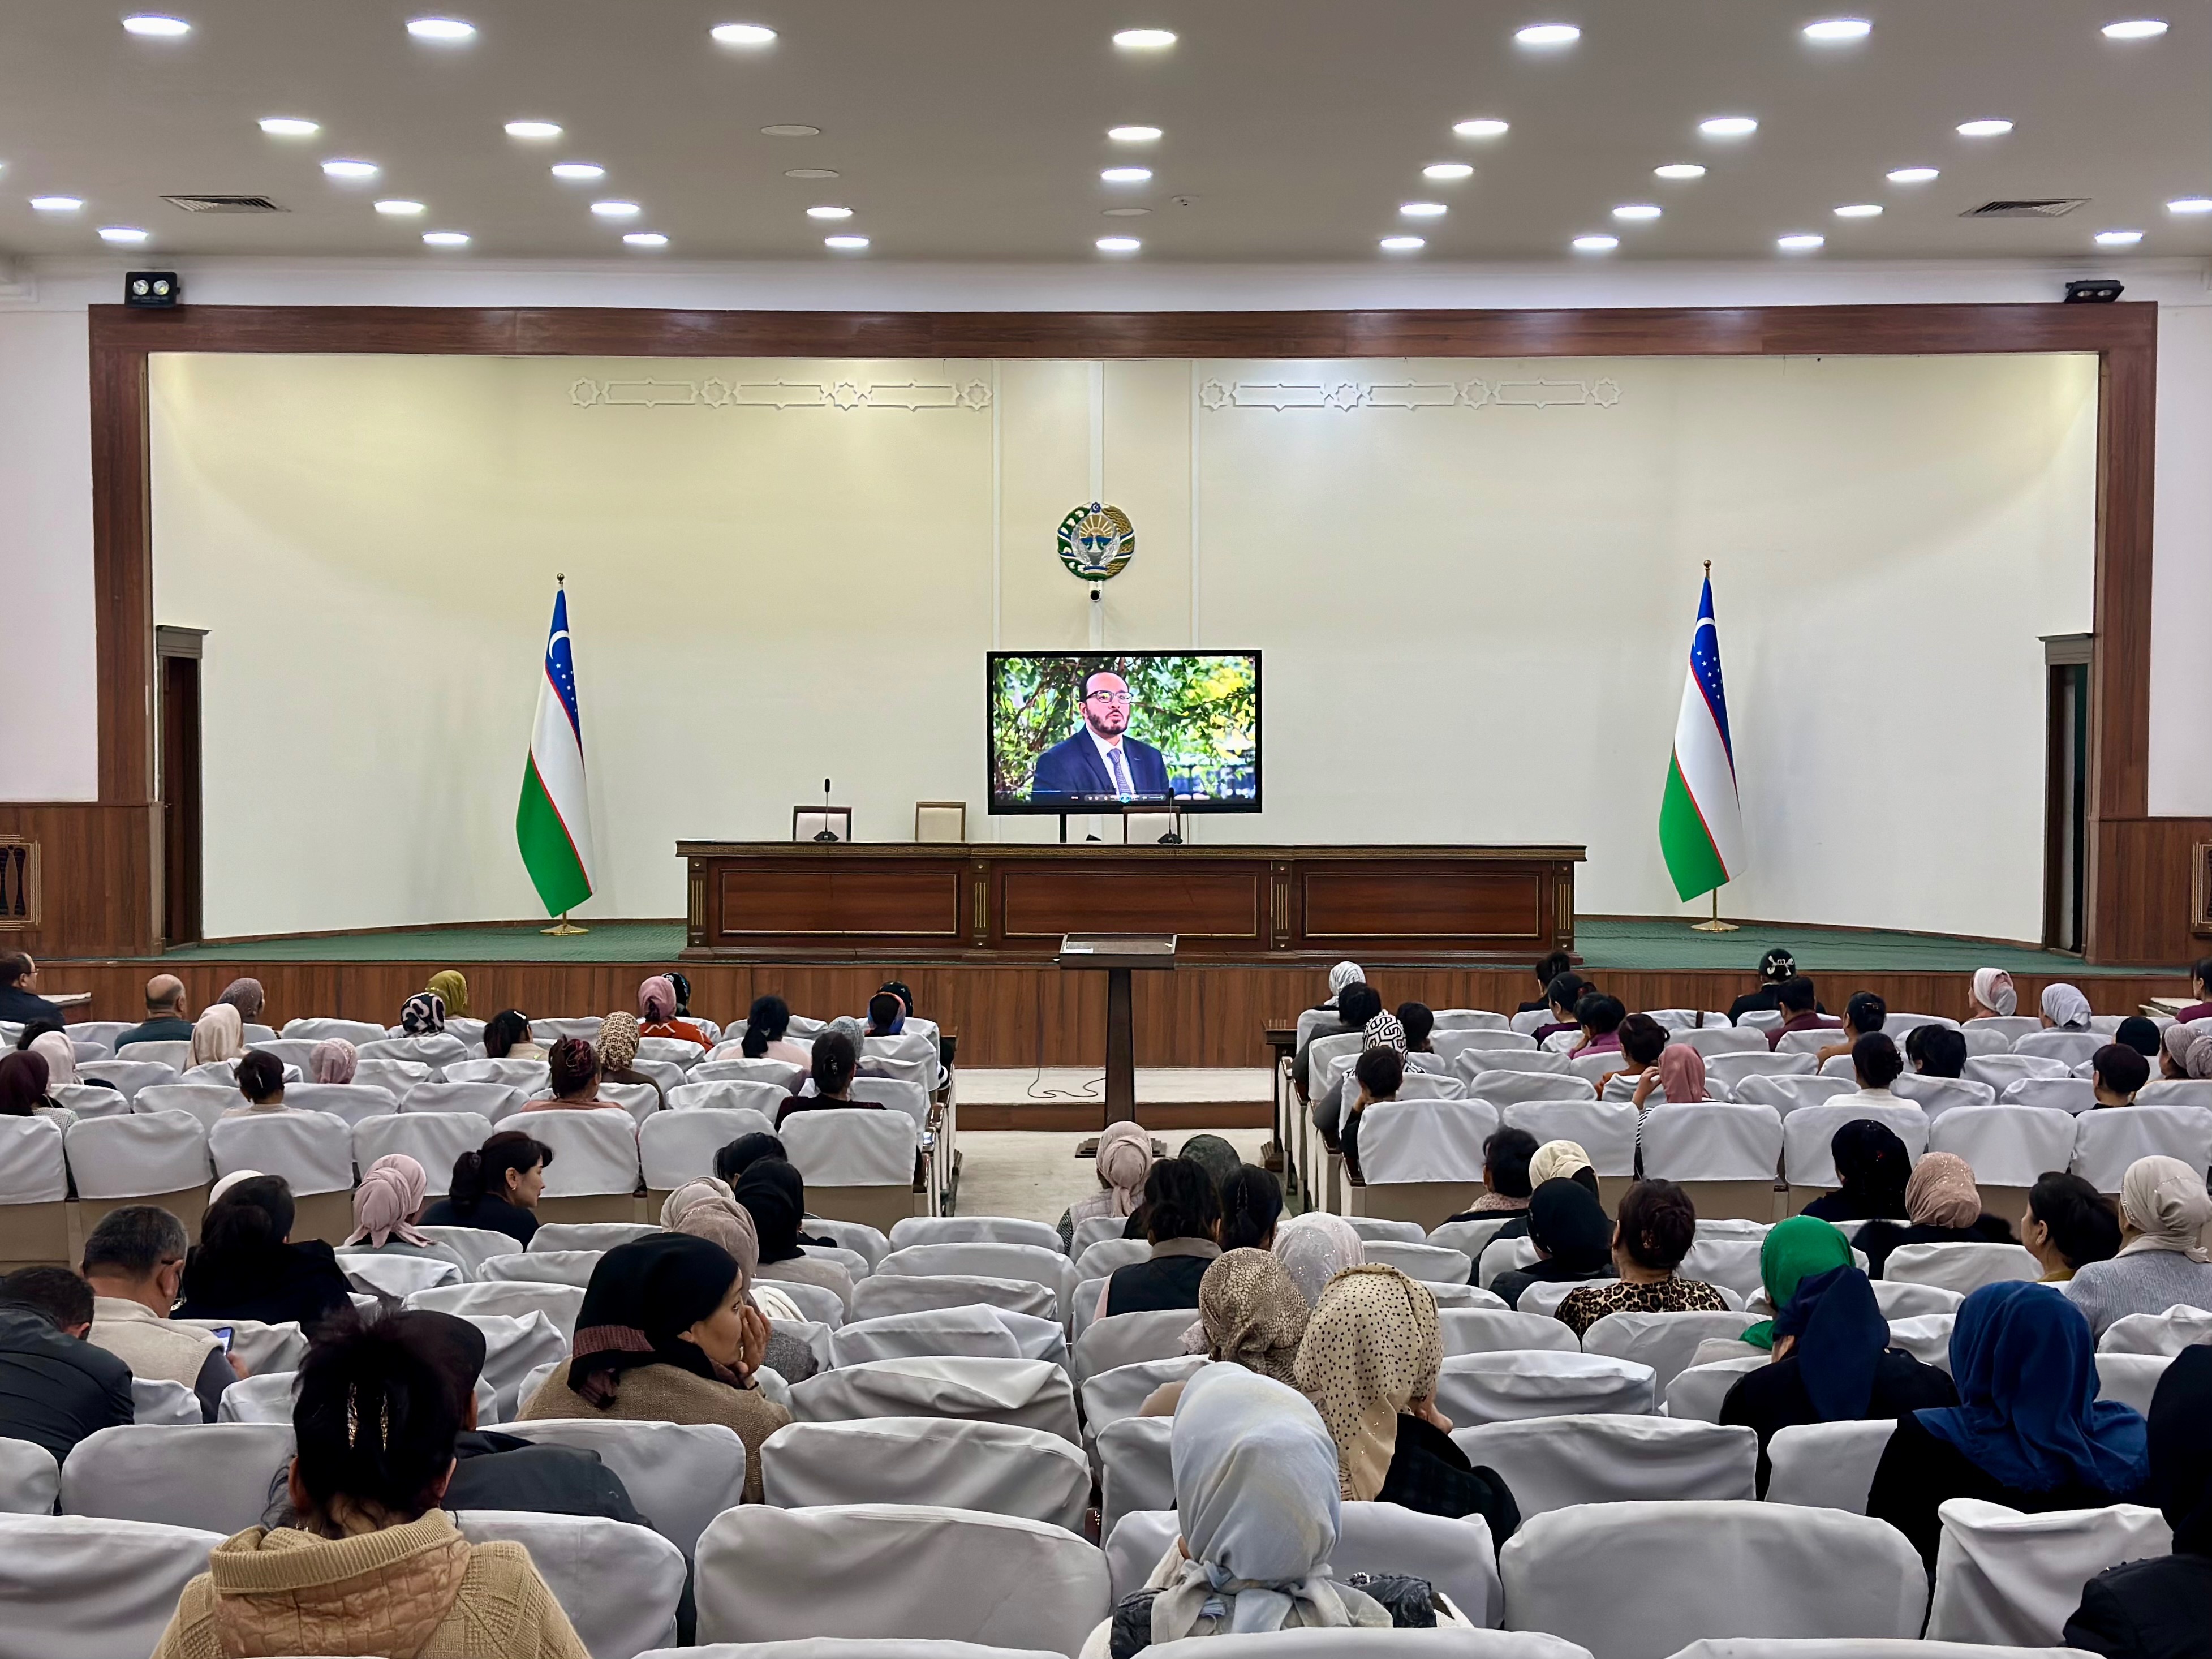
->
[1528,1138,1592,1187]
[1971,968,2018,1018]
[1327,962,1365,996]
[2119,1155,2212,1263]
[27,1031,76,1088]
[1150,1364,1385,1641]
[2041,983,2092,1030]
[1272,1212,1365,1306]
[190,1004,245,1068]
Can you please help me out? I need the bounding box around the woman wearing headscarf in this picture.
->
[1867,1280,2149,1570]
[26,1028,82,1091]
[0,1050,51,1115]
[307,1038,357,1084]
[1175,1134,1245,1205]
[1087,1366,1413,1659]
[1311,960,1365,1012]
[1968,968,2018,1020]
[2041,982,2094,1030]
[1801,1120,1914,1223]
[340,1154,467,1275]
[2185,1033,2212,1082]
[1061,1119,1154,1250]
[188,1003,246,1069]
[425,969,470,1020]
[1490,1178,1616,1311]
[216,977,266,1027]
[1856,1151,2018,1276]
[636,975,711,1051]
[518,1233,789,1502]
[594,1011,662,1110]
[1272,1212,1365,1306]
[660,1178,816,1379]
[2062,1155,2212,1338]
[1739,1214,1852,1349]
[2063,1346,2212,1659]
[1293,1265,1520,1537]
[1142,1248,1312,1416]
[399,990,446,1036]
[1553,1178,1730,1337]
[1720,1248,1956,1494]
[1632,1042,1707,1110]
[734,1158,855,1314]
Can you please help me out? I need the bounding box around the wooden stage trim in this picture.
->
[679,843,1582,961]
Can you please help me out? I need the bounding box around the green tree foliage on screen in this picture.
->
[991,654,1258,801]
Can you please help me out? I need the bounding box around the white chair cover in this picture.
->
[695,1502,1110,1655]
[1341,1218,1425,1243]
[276,1080,399,1127]
[1888,1075,2001,1120]
[1925,1497,2172,1647]
[1671,1644,2089,1659]
[766,1278,848,1329]
[481,1249,601,1287]
[463,1310,571,1418]
[1072,1309,1199,1385]
[1999,1076,2099,1115]
[339,1249,462,1297]
[1962,1016,2042,1042]
[497,1419,747,1554]
[1454,1415,1754,1515]
[1676,1236,1767,1302]
[876,1243,1073,1310]
[1882,1243,2039,1295]
[1357,1100,1501,1185]
[0,1512,226,1659]
[1781,1103,1930,1189]
[360,1033,471,1073]
[2137,1077,2212,1108]
[214,1369,296,1422]
[1964,1054,2076,1093]
[2071,1103,2212,1193]
[1396,1072,1470,1102]
[1433,1030,1534,1071]
[0,1116,67,1204]
[403,1080,524,1120]
[851,1271,1057,1323]
[132,1084,238,1133]
[2093,1351,2171,1415]
[696,1058,806,1091]
[531,1017,606,1044]
[1928,1106,2079,1190]
[1514,1279,1591,1317]
[352,1110,495,1196]
[1730,1075,1861,1118]
[1500,1099,1636,1176]
[59,1422,294,1533]
[1428,1217,1518,1269]
[1702,1053,1815,1095]
[64,1110,209,1199]
[75,1059,178,1103]
[636,1034,705,1067]
[1435,1351,1655,1426]
[790,1356,1080,1441]
[1765,1420,1896,1512]
[175,1316,305,1376]
[444,1057,552,1093]
[1669,1028,1771,1058]
[354,1057,435,1097]
[1884,1313,1958,1372]
[2014,1029,2105,1067]
[1071,1214,1131,1257]
[208,1109,353,1194]
[1437,1308,1578,1356]
[1075,1237,1152,1279]
[801,1218,890,1267]
[2097,1303,2212,1354]
[118,1040,193,1073]
[1499,1500,1927,1658]
[1079,1355,1207,1437]
[669,1078,790,1116]
[533,1220,660,1252]
[1580,1310,1763,1390]
[0,1435,59,1514]
[761,1418,1089,1531]
[406,1279,586,1340]
[45,1083,124,1120]
[597,1080,661,1125]
[1457,1049,1574,1080]
[523,1108,643,1197]
[284,1017,385,1043]
[1638,1103,1784,1184]
[1362,1240,1475,1286]
[1478,1073,1602,1111]
[1663,1356,1767,1423]
[457,1508,686,1658]
[131,1376,202,1425]
[1477,1235,1540,1292]
[830,1305,1021,1365]
[639,1108,771,1190]
[782,1109,918,1187]
[1096,1412,1174,1538]
[803,1243,873,1281]
[1869,1280,1964,1321]
[418,1223,527,1278]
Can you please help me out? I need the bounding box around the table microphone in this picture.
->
[814,778,838,843]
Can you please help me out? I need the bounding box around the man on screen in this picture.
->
[1031,670,1170,802]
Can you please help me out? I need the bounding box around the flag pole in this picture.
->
[542,910,587,937]
[527,571,591,936]
[1690,887,1738,933]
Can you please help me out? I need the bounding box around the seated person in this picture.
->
[1060,1118,1152,1250]
[1598,1012,1668,1097]
[1968,966,2019,1020]
[216,977,267,1030]
[1178,1133,1245,1207]
[595,1012,662,1110]
[1492,1177,1617,1310]
[222,1050,289,1118]
[0,952,64,1029]
[83,1205,238,1421]
[1311,960,1366,1014]
[190,1003,247,1070]
[1309,985,1385,1147]
[2063,1346,2212,1659]
[2042,982,2095,1030]
[734,1157,856,1315]
[343,1154,468,1274]
[2158,1021,2204,1082]
[0,1266,133,1463]
[1519,950,1574,1015]
[2172,959,2212,1025]
[1766,975,1841,1050]
[1867,1281,2148,1571]
[1297,981,1382,1109]
[1444,1125,1538,1223]
[1814,991,1888,1069]
[638,974,712,1051]
[154,1319,591,1658]
[863,991,906,1037]
[308,1039,356,1084]
[425,969,470,1022]
[22,1024,112,1099]
[1339,1046,1403,1186]
[0,1049,51,1115]
[2064,1155,2212,1338]
[1554,1179,1730,1338]
[1272,1211,1365,1306]
[1836,1031,1910,1107]
[1294,1264,1520,1537]
[660,1178,816,1376]
[115,974,194,1050]
[1641,1042,1709,1107]
[738,994,810,1065]
[519,1233,790,1503]
[399,989,449,1038]
[521,1036,620,1111]
[1530,972,1591,1044]
[1569,992,1626,1060]
[1727,947,1800,1024]
[1720,1222,1957,1494]
[1801,1120,1913,1222]
[1219,1164,1283,1253]
[2112,1014,2165,1060]
[1903,1023,1967,1079]
[2092,1042,2150,1107]
[2022,1170,2123,1283]
[714,1130,787,1185]
[1396,1000,1435,1055]
[1101,1159,1222,1318]
[775,1030,876,1127]
[1857,1151,2018,1277]
[177,1174,354,1334]
[420,1130,551,1245]
[481,1008,544,1061]
[1137,1245,1306,1415]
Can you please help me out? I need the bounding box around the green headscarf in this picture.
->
[1742,1215,1854,1349]
[426,970,470,1019]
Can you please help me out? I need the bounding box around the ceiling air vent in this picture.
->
[161,194,288,213]
[1960,198,2089,219]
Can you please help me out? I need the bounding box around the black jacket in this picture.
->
[1103,1243,1218,1317]
[0,987,66,1028]
[2064,1553,2212,1659]
[420,1193,539,1247]
[1856,1213,2017,1278]
[177,1239,355,1333]
[1867,1411,2141,1571]
[0,1303,134,1463]
[1720,1347,1959,1494]
[1375,1412,1521,1545]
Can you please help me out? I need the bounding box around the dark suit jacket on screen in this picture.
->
[1031,732,1169,801]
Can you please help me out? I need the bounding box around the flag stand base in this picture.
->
[541,912,589,936]
[1690,891,1738,934]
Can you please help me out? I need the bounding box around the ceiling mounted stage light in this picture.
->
[1802,18,1871,40]
[1514,23,1580,46]
[1112,28,1176,48]
[1453,118,1509,139]
[1653,164,1706,179]
[406,16,475,41]
[711,22,777,45]
[259,117,319,136]
[1699,116,1758,137]
[1571,233,1617,251]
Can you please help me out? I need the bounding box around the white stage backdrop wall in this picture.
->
[150,351,2095,942]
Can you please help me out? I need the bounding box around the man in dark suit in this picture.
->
[0,953,64,1029]
[1030,670,1170,802]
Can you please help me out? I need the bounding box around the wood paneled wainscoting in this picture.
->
[0,804,160,959]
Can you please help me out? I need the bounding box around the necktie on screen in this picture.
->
[1109,745,1133,796]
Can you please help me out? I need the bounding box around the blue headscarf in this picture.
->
[1772,1265,1887,1421]
[1915,1281,2148,1495]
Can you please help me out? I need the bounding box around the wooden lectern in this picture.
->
[1059,934,1176,1124]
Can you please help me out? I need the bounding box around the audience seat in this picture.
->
[75,1059,177,1102]
[781,1110,922,1231]
[0,1436,59,1515]
[133,1084,240,1133]
[354,1110,496,1197]
[66,1111,212,1237]
[443,1056,551,1093]
[761,1418,1090,1532]
[1887,1075,2000,1120]
[1095,1412,1173,1538]
[1078,1354,1207,1441]
[131,1376,201,1425]
[360,1033,471,1075]
[1728,1075,1859,1118]
[1070,1309,1195,1386]
[2012,1029,2104,1067]
[457,1508,686,1659]
[0,1512,229,1659]
[2097,1303,2212,1354]
[1435,1352,1656,1427]
[829,1305,1018,1366]
[177,1315,305,1376]
[1924,1497,2173,1648]
[456,1309,569,1418]
[1764,1420,1896,1512]
[118,1040,193,1073]
[1883,1313,1957,1373]
[1701,1052,1814,1095]
[1676,1234,1766,1303]
[276,1078,398,1127]
[1074,1237,1150,1279]
[1673,1028,1770,1058]
[519,1108,643,1222]
[1068,1214,1131,1258]
[339,1249,462,1299]
[1429,1217,1520,1271]
[1475,1072,1602,1111]
[669,1077,790,1117]
[1500,1099,1638,1208]
[888,1215,1055,1253]
[209,1110,355,1243]
[1781,1103,1929,1210]
[697,1057,806,1091]
[1882,1242,2038,1295]
[2093,1351,2171,1415]
[803,1242,876,1282]
[1361,1239,1475,1286]
[1962,1016,2041,1043]
[2071,1103,2212,1194]
[1436,1308,1577,1357]
[1997,1076,2097,1114]
[2136,1077,2212,1109]
[1353,1100,1501,1229]
[850,1274,1060,1333]
[0,1116,70,1271]
[1458,1050,1576,1082]
[1453,1416,1755,1515]
[1962,1054,2075,1093]
[599,1080,661,1125]
[640,1107,774,1202]
[353,1056,433,1097]
[789,1356,1079,1442]
[1925,1106,2077,1217]
[406,1278,585,1341]
[1477,1234,1540,1292]
[418,1222,528,1278]
[403,1078,524,1120]
[481,1248,600,1288]
[875,1243,1073,1318]
[1581,1311,1757,1391]
[1661,1355,1766,1424]
[532,1017,605,1045]
[1637,1103,1783,1222]
[282,1017,385,1044]
[1868,1280,1963,1321]
[497,1418,747,1554]
[60,1422,294,1535]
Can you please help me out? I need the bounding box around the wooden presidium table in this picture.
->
[1058,934,1176,1124]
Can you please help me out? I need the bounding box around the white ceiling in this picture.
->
[0,0,2205,265]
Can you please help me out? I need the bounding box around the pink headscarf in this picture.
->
[27,1030,78,1089]
[346,1153,432,1247]
[1658,1043,1707,1103]
[308,1039,357,1084]
[638,975,679,1024]
[1096,1120,1154,1217]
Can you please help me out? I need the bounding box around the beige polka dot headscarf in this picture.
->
[1292,1263,1441,1501]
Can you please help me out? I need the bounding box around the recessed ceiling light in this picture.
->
[1101,167,1152,183]
[374,199,425,214]
[1108,126,1162,142]
[406,16,475,41]
[1699,116,1758,137]
[1802,17,1871,40]
[1572,234,1618,252]
[1423,162,1474,180]
[623,231,669,247]
[2168,197,2212,213]
[1097,235,1142,252]
[786,167,840,180]
[122,15,190,36]
[1777,232,1826,251]
[1956,118,2013,136]
[504,121,562,139]
[1514,23,1580,46]
[1379,235,1426,251]
[551,162,605,180]
[711,22,777,45]
[1453,118,1510,139]
[1653,163,1707,180]
[2094,229,2144,245]
[1834,203,1883,217]
[2102,19,2168,38]
[1103,207,1151,216]
[259,117,319,137]
[761,124,820,138]
[321,159,378,179]
[590,200,641,217]
[29,196,83,212]
[1400,201,1448,217]
[98,226,150,243]
[824,234,870,250]
[1112,28,1176,48]
[806,204,853,219]
[1887,166,1939,183]
[1612,203,1661,220]
[422,230,470,246]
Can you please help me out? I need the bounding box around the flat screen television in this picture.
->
[988,650,1261,814]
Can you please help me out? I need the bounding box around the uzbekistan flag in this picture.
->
[1659,573,1745,901]
[515,584,596,916]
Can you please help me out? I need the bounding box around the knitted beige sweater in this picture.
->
[518,1358,789,1504]
[150,1509,589,1659]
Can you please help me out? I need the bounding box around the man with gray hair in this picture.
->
[114,974,193,1050]
[83,1205,242,1420]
